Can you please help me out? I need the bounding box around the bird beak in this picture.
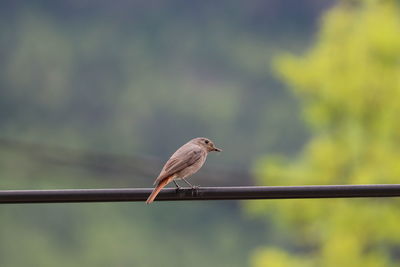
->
[213,147,222,152]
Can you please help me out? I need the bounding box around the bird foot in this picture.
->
[191,185,199,190]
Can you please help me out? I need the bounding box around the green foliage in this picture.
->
[249,1,400,266]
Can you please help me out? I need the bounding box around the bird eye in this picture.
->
[205,140,209,144]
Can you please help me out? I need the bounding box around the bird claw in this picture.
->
[191,185,199,190]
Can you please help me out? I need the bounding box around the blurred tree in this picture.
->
[0,0,331,173]
[249,0,400,266]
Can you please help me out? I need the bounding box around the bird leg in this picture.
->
[182,178,199,190]
[173,180,182,190]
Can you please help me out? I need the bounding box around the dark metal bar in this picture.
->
[1,184,400,204]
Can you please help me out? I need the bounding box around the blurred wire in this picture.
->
[1,184,400,204]
[0,138,252,185]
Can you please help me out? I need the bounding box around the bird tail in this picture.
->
[146,176,173,204]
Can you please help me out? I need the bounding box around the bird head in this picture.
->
[193,137,222,152]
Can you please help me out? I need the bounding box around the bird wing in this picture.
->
[154,145,203,185]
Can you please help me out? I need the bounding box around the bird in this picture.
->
[146,137,222,204]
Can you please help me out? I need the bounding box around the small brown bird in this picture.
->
[146,137,221,204]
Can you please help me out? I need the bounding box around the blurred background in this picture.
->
[1,0,400,266]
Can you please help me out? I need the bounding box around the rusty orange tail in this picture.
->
[146,176,173,204]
